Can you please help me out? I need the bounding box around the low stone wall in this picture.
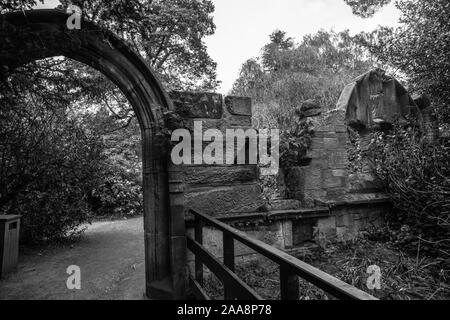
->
[186,196,389,262]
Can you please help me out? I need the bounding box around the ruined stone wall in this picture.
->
[169,91,264,216]
[301,109,349,204]
[175,93,388,264]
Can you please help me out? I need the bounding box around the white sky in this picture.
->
[37,0,400,94]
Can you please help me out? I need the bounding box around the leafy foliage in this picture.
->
[0,0,43,12]
[0,59,144,242]
[0,71,105,242]
[233,30,374,171]
[353,0,450,126]
[2,0,219,91]
[344,0,392,18]
[204,238,449,300]
[345,0,450,264]
[367,120,450,258]
[59,0,218,91]
[0,1,219,242]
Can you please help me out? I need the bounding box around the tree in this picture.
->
[0,1,221,240]
[344,0,392,18]
[60,0,218,91]
[1,0,219,91]
[233,29,373,128]
[345,0,450,263]
[262,30,295,71]
[232,30,374,198]
[0,67,106,241]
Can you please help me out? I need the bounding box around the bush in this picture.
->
[367,120,450,258]
[0,111,106,242]
[0,64,144,242]
[89,161,143,218]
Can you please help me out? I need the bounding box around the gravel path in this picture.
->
[0,217,146,300]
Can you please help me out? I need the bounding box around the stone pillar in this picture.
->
[168,164,188,299]
[300,109,349,204]
[145,160,188,300]
[143,139,172,299]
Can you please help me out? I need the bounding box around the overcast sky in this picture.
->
[37,0,400,94]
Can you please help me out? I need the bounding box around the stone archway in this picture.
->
[0,9,186,299]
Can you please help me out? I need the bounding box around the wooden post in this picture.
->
[280,265,299,300]
[223,232,235,300]
[194,215,204,286]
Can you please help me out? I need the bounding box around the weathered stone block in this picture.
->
[224,96,252,116]
[310,137,324,149]
[313,132,326,139]
[267,199,303,211]
[328,151,348,169]
[183,165,257,186]
[185,183,263,216]
[303,170,322,191]
[227,115,252,127]
[324,176,343,188]
[335,125,348,133]
[315,216,337,240]
[282,221,293,248]
[306,149,322,159]
[335,210,355,228]
[324,138,339,149]
[337,132,348,145]
[169,91,223,119]
[323,131,338,138]
[292,219,315,245]
[331,169,347,177]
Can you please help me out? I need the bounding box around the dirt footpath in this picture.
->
[0,217,146,300]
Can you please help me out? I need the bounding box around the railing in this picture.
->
[187,209,377,300]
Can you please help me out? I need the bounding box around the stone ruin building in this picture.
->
[171,68,434,262]
[5,9,432,300]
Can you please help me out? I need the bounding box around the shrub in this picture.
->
[89,160,143,218]
[367,120,450,258]
[0,111,106,242]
